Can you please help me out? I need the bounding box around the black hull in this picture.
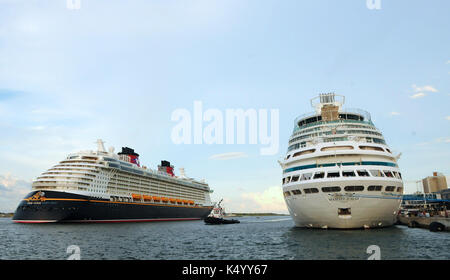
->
[204,216,240,225]
[13,191,213,223]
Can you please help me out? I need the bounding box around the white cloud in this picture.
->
[436,137,450,143]
[209,152,248,160]
[29,125,46,131]
[0,172,17,187]
[446,116,450,121]
[412,84,438,93]
[239,186,287,213]
[390,112,400,116]
[416,142,431,147]
[410,92,426,99]
[217,186,288,214]
[0,173,31,212]
[416,137,450,147]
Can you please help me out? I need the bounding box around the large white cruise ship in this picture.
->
[280,93,403,229]
[13,140,213,223]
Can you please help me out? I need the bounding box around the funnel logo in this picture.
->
[129,155,140,167]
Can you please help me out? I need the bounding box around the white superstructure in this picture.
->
[280,93,403,229]
[31,140,213,206]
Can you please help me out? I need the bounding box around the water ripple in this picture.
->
[0,217,448,260]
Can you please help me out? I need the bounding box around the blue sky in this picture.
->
[0,0,449,212]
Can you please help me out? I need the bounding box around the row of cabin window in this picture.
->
[288,137,387,151]
[292,124,376,138]
[282,169,401,185]
[286,145,391,160]
[289,130,384,145]
[284,185,402,197]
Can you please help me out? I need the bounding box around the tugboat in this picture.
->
[204,199,240,225]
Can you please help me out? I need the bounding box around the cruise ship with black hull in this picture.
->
[13,140,214,223]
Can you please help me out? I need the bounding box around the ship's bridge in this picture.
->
[288,93,385,152]
[294,108,373,133]
[293,93,373,133]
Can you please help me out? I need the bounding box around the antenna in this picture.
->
[96,139,106,152]
[320,93,335,103]
[310,93,345,113]
[179,167,187,178]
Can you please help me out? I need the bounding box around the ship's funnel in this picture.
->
[159,160,174,176]
[118,147,140,166]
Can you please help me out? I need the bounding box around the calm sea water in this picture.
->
[0,216,449,260]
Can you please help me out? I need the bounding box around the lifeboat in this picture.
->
[161,197,169,203]
[152,196,161,202]
[143,195,152,201]
[188,200,195,205]
[131,194,142,200]
[176,199,183,204]
[169,198,177,203]
[182,199,189,204]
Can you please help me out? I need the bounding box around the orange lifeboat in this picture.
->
[169,198,177,203]
[176,199,183,204]
[161,197,169,203]
[188,200,194,205]
[152,196,161,202]
[131,194,142,200]
[143,195,152,201]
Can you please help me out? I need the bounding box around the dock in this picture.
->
[397,215,450,232]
